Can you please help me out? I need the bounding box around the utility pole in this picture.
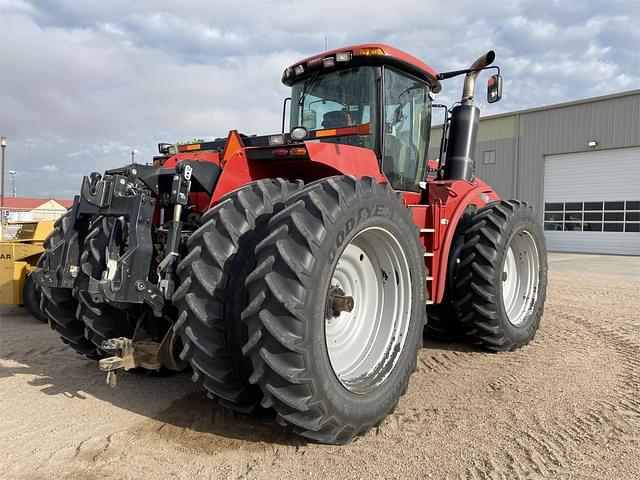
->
[0,136,6,240]
[8,170,16,197]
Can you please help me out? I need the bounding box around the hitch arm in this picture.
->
[158,164,192,299]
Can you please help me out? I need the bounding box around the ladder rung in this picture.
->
[426,300,434,305]
[426,276,433,281]
[424,252,434,257]
[419,228,435,233]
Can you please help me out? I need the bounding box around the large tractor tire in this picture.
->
[22,273,47,322]
[39,212,98,358]
[173,178,303,413]
[454,200,547,351]
[74,217,137,353]
[242,176,427,444]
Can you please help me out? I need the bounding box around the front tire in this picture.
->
[242,176,426,444]
[454,200,548,351]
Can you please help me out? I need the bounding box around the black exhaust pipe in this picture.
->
[442,104,480,181]
[442,51,495,182]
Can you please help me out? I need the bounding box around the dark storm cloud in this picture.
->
[0,0,638,198]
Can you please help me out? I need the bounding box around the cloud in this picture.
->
[41,164,59,172]
[0,0,638,198]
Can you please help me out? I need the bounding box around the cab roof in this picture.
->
[282,43,441,93]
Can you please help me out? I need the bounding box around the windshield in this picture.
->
[290,66,378,150]
[14,223,37,240]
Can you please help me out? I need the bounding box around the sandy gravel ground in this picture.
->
[1,256,639,479]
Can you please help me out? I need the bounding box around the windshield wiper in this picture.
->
[298,70,321,107]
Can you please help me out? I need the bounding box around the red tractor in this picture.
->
[34,44,547,444]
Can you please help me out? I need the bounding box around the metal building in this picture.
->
[429,89,640,255]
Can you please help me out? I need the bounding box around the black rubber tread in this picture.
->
[242,176,427,444]
[424,304,465,341]
[39,212,99,358]
[22,273,47,322]
[74,217,137,353]
[172,178,304,413]
[453,199,548,351]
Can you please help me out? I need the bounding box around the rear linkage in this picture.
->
[34,159,220,381]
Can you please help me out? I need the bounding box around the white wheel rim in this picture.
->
[325,227,413,394]
[501,229,540,327]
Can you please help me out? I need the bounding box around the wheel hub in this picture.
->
[324,227,412,394]
[501,229,540,327]
[326,286,355,318]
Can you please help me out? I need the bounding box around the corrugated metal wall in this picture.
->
[428,90,640,215]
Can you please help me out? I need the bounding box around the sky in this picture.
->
[0,0,639,199]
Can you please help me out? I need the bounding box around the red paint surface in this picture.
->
[210,142,386,204]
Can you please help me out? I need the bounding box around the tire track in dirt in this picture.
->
[416,348,480,376]
[457,302,639,480]
[1,344,71,363]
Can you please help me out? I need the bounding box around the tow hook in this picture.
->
[98,337,161,387]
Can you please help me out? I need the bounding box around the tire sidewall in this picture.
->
[298,183,425,425]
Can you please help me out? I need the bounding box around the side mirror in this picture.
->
[487,74,502,103]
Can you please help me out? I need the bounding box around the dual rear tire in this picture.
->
[175,176,427,443]
[425,199,547,351]
[453,200,548,350]
[242,176,427,443]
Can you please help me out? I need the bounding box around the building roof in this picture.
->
[482,89,640,121]
[1,197,73,210]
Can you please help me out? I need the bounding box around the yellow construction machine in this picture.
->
[0,220,54,321]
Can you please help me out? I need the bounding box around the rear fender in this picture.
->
[429,179,500,303]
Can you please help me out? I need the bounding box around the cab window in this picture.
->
[382,68,431,192]
[290,67,378,150]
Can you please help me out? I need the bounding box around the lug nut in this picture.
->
[135,281,145,291]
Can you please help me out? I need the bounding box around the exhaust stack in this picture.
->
[442,51,495,181]
[461,50,495,104]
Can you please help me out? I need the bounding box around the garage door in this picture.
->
[543,147,640,255]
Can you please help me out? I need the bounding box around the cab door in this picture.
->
[381,68,432,192]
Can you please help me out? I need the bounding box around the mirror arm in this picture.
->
[436,65,500,81]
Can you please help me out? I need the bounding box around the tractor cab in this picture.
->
[284,44,440,192]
